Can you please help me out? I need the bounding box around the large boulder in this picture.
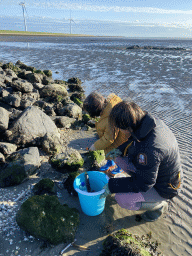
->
[16,195,80,244]
[7,106,60,146]
[25,72,43,84]
[50,147,84,173]
[0,107,10,130]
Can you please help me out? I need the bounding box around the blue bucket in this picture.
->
[73,171,109,216]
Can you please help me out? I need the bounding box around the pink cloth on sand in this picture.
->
[115,192,145,210]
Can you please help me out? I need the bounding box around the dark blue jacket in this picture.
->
[108,113,183,199]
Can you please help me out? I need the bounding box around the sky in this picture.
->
[0,0,192,37]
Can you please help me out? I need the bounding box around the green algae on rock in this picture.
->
[0,161,27,188]
[50,148,84,173]
[16,195,80,245]
[32,178,55,195]
[100,229,163,256]
[88,150,105,167]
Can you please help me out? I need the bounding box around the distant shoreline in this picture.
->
[0,30,192,40]
[0,30,97,37]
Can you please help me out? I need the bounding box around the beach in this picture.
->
[0,35,192,256]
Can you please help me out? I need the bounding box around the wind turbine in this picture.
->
[19,2,27,31]
[68,10,76,34]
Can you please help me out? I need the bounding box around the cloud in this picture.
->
[31,2,192,15]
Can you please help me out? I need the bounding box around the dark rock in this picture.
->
[70,92,86,101]
[16,195,80,244]
[7,147,40,176]
[63,171,79,197]
[68,83,84,92]
[43,70,52,77]
[25,73,43,84]
[67,77,82,84]
[32,178,55,195]
[126,45,186,51]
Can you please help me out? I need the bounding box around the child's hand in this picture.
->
[106,149,122,160]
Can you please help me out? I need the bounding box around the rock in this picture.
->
[7,147,40,176]
[67,77,82,84]
[17,70,32,80]
[100,229,163,256]
[63,171,79,197]
[5,68,18,78]
[0,107,10,130]
[52,116,76,129]
[71,97,83,107]
[42,133,62,155]
[0,161,27,187]
[50,147,84,173]
[2,93,21,108]
[20,92,40,108]
[7,106,60,146]
[12,78,34,93]
[40,84,68,98]
[0,142,17,155]
[0,152,5,163]
[88,150,106,168]
[58,102,82,119]
[44,105,56,116]
[43,70,52,77]
[16,195,80,245]
[126,45,186,51]
[9,108,22,122]
[32,178,55,195]
[4,75,13,85]
[42,76,54,85]
[33,82,45,90]
[25,73,43,84]
[68,83,84,92]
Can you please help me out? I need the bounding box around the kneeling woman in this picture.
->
[101,101,183,222]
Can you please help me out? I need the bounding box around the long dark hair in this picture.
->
[83,92,105,117]
[109,101,146,138]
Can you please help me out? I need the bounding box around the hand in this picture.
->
[89,144,96,151]
[100,183,111,199]
[106,149,122,160]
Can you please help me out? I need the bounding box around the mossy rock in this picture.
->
[67,77,82,84]
[16,195,80,245]
[70,92,85,101]
[2,62,15,70]
[34,69,44,75]
[54,79,67,85]
[50,149,84,173]
[43,70,52,77]
[82,114,91,124]
[100,229,163,256]
[63,171,79,197]
[88,150,105,166]
[71,97,83,107]
[0,161,27,188]
[32,178,55,195]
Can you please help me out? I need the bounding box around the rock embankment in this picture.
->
[126,45,186,51]
[0,60,91,188]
